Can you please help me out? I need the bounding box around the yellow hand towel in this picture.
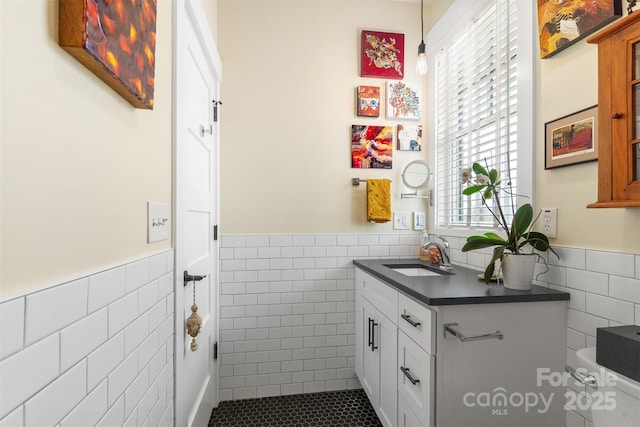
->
[366,179,391,223]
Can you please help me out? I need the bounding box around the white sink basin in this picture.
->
[391,267,443,277]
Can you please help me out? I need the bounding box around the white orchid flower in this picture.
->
[475,174,490,185]
[460,167,471,184]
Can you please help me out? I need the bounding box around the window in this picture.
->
[428,0,534,233]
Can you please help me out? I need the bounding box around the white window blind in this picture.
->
[435,0,519,229]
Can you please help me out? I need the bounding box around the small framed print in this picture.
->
[397,124,422,151]
[386,81,421,120]
[356,86,380,117]
[360,30,404,79]
[545,105,598,169]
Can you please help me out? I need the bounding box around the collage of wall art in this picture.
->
[352,29,423,170]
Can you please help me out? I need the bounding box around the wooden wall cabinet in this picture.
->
[588,12,640,207]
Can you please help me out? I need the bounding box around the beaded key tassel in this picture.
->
[186,279,202,351]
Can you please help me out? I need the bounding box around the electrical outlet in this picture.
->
[414,212,426,230]
[541,208,557,239]
[393,212,411,230]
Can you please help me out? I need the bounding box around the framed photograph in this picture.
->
[387,81,420,120]
[545,105,598,169]
[397,124,422,151]
[351,125,393,169]
[360,30,404,79]
[356,86,381,117]
[537,0,622,59]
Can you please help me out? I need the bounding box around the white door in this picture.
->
[173,1,221,426]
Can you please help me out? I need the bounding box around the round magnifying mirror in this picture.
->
[401,160,432,190]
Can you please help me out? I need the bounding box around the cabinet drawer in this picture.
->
[398,293,435,354]
[398,394,426,427]
[361,271,398,323]
[398,331,434,425]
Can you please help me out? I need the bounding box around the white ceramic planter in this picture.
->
[501,253,537,290]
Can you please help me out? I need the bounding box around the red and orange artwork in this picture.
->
[551,118,594,159]
[351,125,393,169]
[537,0,622,58]
[59,0,157,109]
[360,30,404,79]
[356,86,380,117]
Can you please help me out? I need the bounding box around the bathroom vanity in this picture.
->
[353,259,570,427]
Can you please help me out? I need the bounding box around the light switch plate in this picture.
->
[147,202,169,243]
[413,212,425,230]
[393,212,411,230]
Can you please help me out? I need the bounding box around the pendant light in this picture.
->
[416,0,428,75]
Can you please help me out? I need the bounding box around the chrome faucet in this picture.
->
[423,235,453,269]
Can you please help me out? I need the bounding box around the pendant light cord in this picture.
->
[416,0,427,74]
[421,0,424,45]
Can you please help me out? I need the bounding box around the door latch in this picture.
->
[200,124,213,137]
[184,270,207,287]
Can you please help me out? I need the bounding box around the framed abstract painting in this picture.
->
[537,0,622,58]
[351,125,393,169]
[356,86,381,117]
[59,0,157,109]
[397,124,422,151]
[386,81,420,120]
[360,30,404,79]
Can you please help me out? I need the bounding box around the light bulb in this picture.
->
[416,41,427,75]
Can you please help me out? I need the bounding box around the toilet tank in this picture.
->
[575,347,640,427]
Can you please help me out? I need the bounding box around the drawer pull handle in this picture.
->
[400,366,420,385]
[444,322,504,342]
[401,313,421,328]
[371,321,378,350]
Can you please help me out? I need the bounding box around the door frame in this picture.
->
[172,0,222,425]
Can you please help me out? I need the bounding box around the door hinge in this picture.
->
[213,225,218,241]
[213,100,222,122]
[213,342,218,360]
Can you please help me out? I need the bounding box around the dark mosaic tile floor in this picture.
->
[208,389,383,427]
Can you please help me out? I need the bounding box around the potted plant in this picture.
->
[460,162,558,289]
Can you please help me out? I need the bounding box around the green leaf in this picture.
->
[482,247,504,284]
[463,185,484,195]
[483,187,493,199]
[489,168,499,184]
[462,235,508,251]
[483,232,504,240]
[483,262,495,284]
[512,204,533,236]
[467,233,507,242]
[523,231,550,251]
[472,162,489,177]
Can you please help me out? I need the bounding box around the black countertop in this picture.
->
[353,258,570,306]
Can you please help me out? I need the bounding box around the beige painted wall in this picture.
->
[218,0,432,234]
[0,0,173,298]
[536,36,640,253]
[218,0,639,252]
[1,0,637,298]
